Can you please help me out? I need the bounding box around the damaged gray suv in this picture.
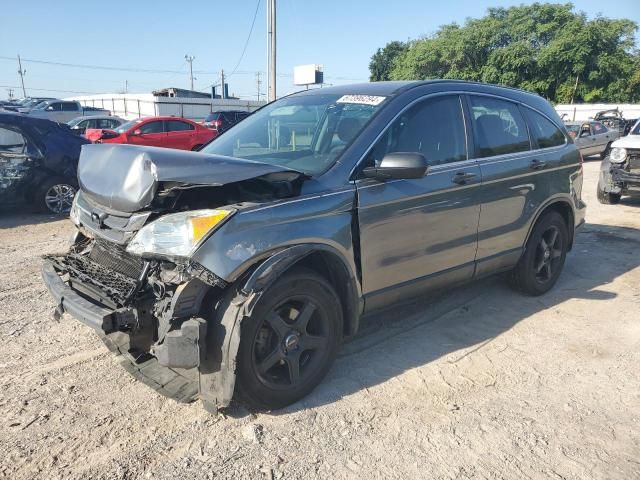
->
[42,81,586,411]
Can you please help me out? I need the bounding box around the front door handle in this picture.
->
[530,159,547,170]
[452,172,477,185]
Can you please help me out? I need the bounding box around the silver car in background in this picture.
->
[67,115,125,136]
[565,121,620,158]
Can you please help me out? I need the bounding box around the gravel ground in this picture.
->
[0,160,639,480]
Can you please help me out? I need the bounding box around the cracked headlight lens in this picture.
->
[609,147,627,163]
[126,209,234,258]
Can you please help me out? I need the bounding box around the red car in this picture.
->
[85,116,217,150]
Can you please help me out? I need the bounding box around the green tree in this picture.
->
[372,3,640,103]
[369,41,409,81]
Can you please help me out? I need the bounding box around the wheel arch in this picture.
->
[197,243,363,411]
[239,244,363,337]
[525,198,575,252]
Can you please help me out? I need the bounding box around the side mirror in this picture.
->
[362,152,428,180]
[131,129,142,136]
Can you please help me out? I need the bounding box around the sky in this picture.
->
[1,0,639,101]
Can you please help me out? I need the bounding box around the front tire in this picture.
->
[235,268,343,410]
[597,186,621,204]
[509,211,569,296]
[35,177,77,214]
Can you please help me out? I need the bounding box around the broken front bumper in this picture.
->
[41,256,240,409]
[611,168,640,194]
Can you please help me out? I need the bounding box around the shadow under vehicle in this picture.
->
[0,112,90,214]
[42,80,586,412]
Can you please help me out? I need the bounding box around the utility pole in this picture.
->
[125,80,128,93]
[7,88,14,100]
[221,69,226,99]
[267,0,276,102]
[570,73,579,105]
[185,55,195,91]
[17,55,26,97]
[255,72,262,101]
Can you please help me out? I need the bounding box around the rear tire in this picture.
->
[597,186,621,204]
[34,177,77,214]
[509,211,569,296]
[235,268,343,410]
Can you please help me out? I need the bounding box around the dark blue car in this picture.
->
[0,112,89,214]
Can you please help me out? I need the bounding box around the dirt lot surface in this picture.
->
[0,160,639,480]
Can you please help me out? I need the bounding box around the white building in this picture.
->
[66,91,266,121]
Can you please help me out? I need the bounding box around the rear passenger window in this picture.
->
[592,122,607,134]
[166,120,194,132]
[470,96,530,157]
[524,109,566,149]
[61,102,78,111]
[365,95,467,167]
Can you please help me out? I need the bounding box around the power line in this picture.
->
[0,84,102,95]
[0,55,366,82]
[227,0,261,78]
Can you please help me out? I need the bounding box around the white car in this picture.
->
[597,119,640,204]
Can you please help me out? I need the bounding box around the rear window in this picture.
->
[525,109,565,149]
[470,96,530,158]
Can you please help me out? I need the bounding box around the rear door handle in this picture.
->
[452,172,477,185]
[530,160,547,170]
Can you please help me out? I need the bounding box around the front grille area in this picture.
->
[46,253,140,308]
[89,239,144,279]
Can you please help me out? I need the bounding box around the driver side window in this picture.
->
[365,95,467,168]
[139,121,164,134]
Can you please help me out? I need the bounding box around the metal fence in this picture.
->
[75,97,266,122]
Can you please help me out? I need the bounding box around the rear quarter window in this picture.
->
[524,109,566,149]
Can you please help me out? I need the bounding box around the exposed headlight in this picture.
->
[609,147,627,163]
[126,209,234,258]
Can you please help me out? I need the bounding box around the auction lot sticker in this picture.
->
[337,95,386,106]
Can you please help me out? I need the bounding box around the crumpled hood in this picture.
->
[611,135,640,150]
[78,144,303,212]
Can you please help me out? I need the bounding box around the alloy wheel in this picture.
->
[534,225,563,283]
[252,297,330,389]
[44,184,76,214]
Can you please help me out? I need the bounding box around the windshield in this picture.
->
[33,102,49,111]
[630,121,640,135]
[114,119,141,133]
[201,93,386,175]
[68,118,83,128]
